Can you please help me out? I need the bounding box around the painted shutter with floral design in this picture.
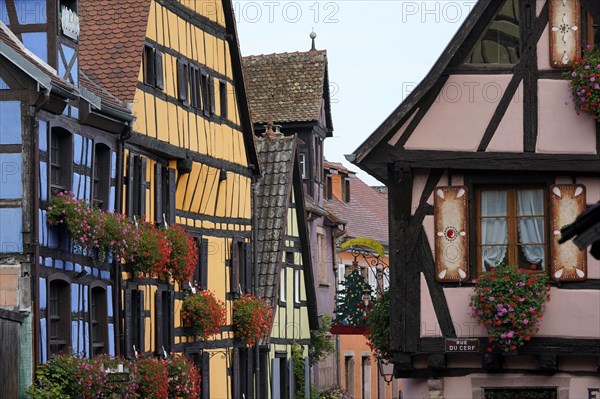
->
[434,186,469,282]
[550,184,587,281]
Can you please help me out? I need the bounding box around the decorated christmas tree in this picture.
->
[334,268,372,327]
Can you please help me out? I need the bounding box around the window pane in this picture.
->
[481,217,508,244]
[481,246,508,271]
[517,188,543,216]
[480,191,507,216]
[517,216,544,244]
[518,245,545,271]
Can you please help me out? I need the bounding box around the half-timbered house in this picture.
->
[349,0,600,397]
[243,45,345,389]
[78,1,260,397]
[0,0,133,394]
[254,127,319,399]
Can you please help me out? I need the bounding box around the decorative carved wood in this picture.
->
[434,186,469,282]
[549,0,581,68]
[550,184,587,281]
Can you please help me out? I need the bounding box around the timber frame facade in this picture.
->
[77,2,260,398]
[351,0,600,396]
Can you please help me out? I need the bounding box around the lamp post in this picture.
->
[377,358,394,384]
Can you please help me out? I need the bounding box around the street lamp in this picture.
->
[377,358,394,384]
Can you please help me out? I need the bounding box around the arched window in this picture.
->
[48,276,71,355]
[89,284,108,356]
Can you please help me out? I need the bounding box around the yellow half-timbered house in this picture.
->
[79,1,259,397]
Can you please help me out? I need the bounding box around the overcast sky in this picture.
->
[236,0,476,185]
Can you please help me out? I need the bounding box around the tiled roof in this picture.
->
[79,0,151,103]
[325,172,389,247]
[243,50,328,124]
[79,70,129,111]
[254,134,297,304]
[324,160,354,175]
[0,22,71,92]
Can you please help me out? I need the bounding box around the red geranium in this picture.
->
[232,294,273,346]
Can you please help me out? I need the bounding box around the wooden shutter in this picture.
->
[550,184,587,281]
[168,289,174,352]
[155,49,164,89]
[138,157,147,217]
[168,168,176,224]
[177,58,188,102]
[200,238,208,290]
[230,238,239,294]
[244,243,252,293]
[155,289,163,355]
[232,348,240,399]
[138,290,145,353]
[434,186,469,282]
[209,77,215,115]
[126,154,135,218]
[201,352,210,399]
[549,0,581,68]
[124,288,132,356]
[155,164,163,225]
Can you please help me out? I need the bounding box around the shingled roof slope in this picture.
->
[79,0,151,103]
[255,135,297,304]
[325,170,389,247]
[243,50,329,124]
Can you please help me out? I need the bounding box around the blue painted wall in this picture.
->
[0,102,21,144]
[0,153,22,199]
[0,208,22,252]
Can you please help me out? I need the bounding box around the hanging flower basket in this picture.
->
[232,294,273,346]
[365,290,391,359]
[133,221,171,278]
[181,290,226,340]
[564,45,600,120]
[469,265,551,352]
[47,191,104,257]
[164,224,198,284]
[100,212,139,263]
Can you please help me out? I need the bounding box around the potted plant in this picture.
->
[166,355,202,399]
[469,265,551,352]
[232,294,273,346]
[133,221,171,278]
[163,224,198,284]
[47,191,103,257]
[564,45,600,120]
[132,356,169,399]
[100,212,139,263]
[181,289,226,340]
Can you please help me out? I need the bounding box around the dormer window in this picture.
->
[325,175,332,200]
[343,178,351,203]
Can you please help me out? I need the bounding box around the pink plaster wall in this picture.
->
[537,288,600,338]
[405,75,512,151]
[570,378,600,399]
[576,177,600,204]
[537,80,597,153]
[486,82,524,152]
[411,170,433,215]
[537,23,552,70]
[420,273,441,337]
[388,108,418,146]
[443,287,486,337]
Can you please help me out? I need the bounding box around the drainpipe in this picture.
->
[113,121,132,357]
[252,176,261,399]
[31,87,50,369]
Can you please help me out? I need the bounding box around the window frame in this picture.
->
[219,80,228,119]
[49,126,73,194]
[47,274,71,356]
[475,185,549,275]
[92,143,111,209]
[89,282,108,357]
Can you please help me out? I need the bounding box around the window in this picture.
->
[143,44,163,89]
[231,240,251,295]
[126,154,146,219]
[325,175,333,200]
[126,288,144,356]
[361,356,371,399]
[48,278,70,355]
[466,0,520,64]
[49,127,72,193]
[189,66,202,109]
[93,143,111,209]
[201,74,214,116]
[317,228,328,285]
[279,266,286,304]
[344,355,354,396]
[299,153,307,179]
[177,58,189,103]
[477,187,546,274]
[294,269,301,305]
[90,285,108,356]
[155,287,172,355]
[343,178,351,203]
[237,348,253,399]
[194,238,208,290]
[219,80,227,119]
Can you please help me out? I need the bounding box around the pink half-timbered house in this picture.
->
[350,0,600,397]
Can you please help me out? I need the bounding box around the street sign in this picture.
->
[445,338,480,352]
